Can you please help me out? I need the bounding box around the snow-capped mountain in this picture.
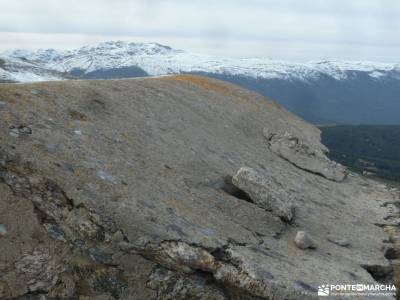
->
[1,41,400,125]
[2,41,399,82]
[0,56,65,83]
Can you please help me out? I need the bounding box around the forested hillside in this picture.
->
[320,125,400,181]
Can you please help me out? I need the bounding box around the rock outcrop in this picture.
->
[0,75,398,299]
[264,129,348,182]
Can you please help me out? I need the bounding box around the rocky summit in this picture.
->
[0,75,399,299]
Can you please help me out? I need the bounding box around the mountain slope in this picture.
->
[0,56,66,83]
[2,41,400,124]
[0,76,398,299]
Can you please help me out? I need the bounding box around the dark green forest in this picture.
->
[320,125,400,181]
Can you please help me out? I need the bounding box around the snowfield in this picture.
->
[1,41,399,82]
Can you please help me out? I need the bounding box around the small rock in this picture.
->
[118,241,136,252]
[327,234,350,247]
[97,170,116,183]
[0,224,7,237]
[44,224,65,241]
[111,230,125,243]
[73,239,85,248]
[294,231,316,249]
[9,124,32,137]
[46,144,57,154]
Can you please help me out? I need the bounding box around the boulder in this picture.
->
[232,167,295,222]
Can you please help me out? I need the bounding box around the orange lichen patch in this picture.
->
[165,75,236,96]
[163,75,267,113]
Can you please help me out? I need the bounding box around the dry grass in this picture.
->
[165,75,236,96]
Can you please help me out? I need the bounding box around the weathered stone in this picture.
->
[15,251,62,293]
[147,267,227,300]
[44,224,65,241]
[264,129,348,182]
[65,208,103,240]
[232,167,295,222]
[327,234,350,247]
[294,231,316,250]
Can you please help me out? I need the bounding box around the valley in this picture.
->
[321,125,400,182]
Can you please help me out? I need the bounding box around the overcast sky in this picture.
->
[0,0,399,62]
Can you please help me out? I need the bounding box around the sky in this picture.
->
[0,0,399,62]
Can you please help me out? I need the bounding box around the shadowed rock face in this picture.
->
[0,75,398,299]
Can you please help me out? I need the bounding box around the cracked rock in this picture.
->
[264,129,347,182]
[15,250,62,294]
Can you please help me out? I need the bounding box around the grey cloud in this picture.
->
[0,0,399,61]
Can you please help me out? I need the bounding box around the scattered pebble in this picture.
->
[294,231,316,250]
[97,170,116,183]
[327,234,350,247]
[46,144,57,154]
[0,224,7,237]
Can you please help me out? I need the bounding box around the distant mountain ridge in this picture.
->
[1,41,400,124]
[2,41,399,81]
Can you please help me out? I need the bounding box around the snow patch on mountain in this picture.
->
[0,56,64,82]
[1,41,399,83]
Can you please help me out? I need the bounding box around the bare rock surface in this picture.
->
[0,75,398,299]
